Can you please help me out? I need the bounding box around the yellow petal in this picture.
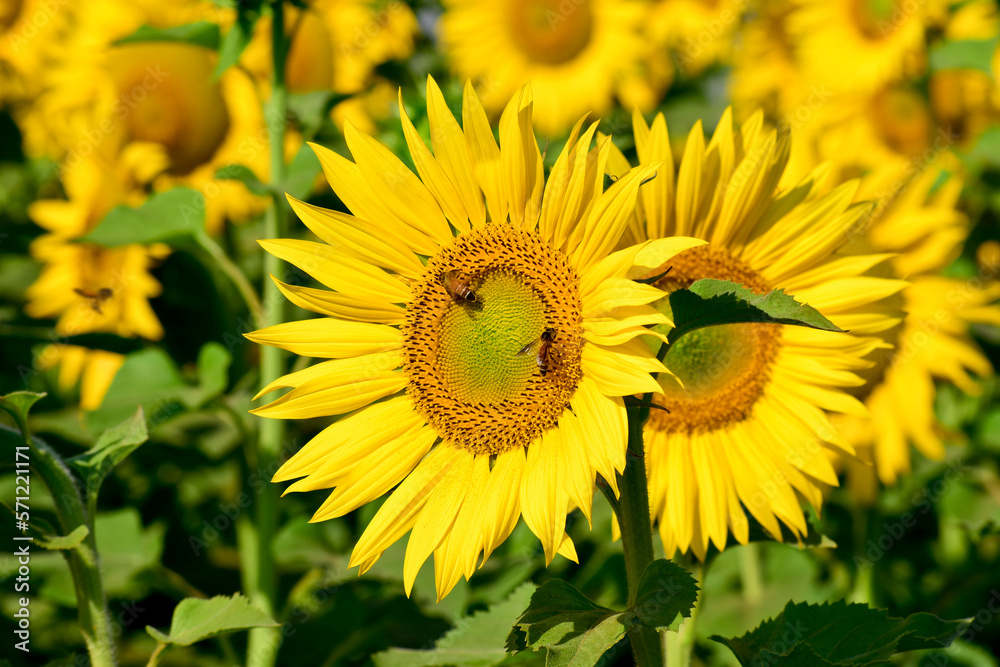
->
[245,318,401,360]
[286,194,425,277]
[521,429,567,564]
[581,342,664,396]
[404,445,475,596]
[273,396,421,482]
[344,121,453,245]
[309,141,441,255]
[350,444,463,567]
[570,377,627,499]
[259,238,412,304]
[272,276,404,325]
[426,76,486,227]
[463,80,506,224]
[398,90,472,234]
[572,164,661,272]
[480,446,526,562]
[251,360,406,420]
[308,426,436,522]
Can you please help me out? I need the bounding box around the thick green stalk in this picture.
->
[605,410,663,667]
[245,4,289,666]
[25,432,116,666]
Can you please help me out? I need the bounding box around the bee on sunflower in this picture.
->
[247,77,704,599]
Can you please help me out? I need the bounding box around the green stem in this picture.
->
[604,409,663,667]
[739,542,763,607]
[28,433,117,666]
[245,4,289,667]
[194,230,263,315]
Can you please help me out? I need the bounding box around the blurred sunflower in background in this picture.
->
[732,0,1000,497]
[833,165,1000,495]
[929,0,1000,147]
[0,0,69,116]
[787,0,926,96]
[607,108,906,558]
[241,0,419,133]
[645,0,744,77]
[24,141,170,409]
[27,0,269,233]
[439,0,667,135]
[249,77,704,599]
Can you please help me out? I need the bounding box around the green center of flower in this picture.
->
[108,43,230,175]
[438,271,546,404]
[647,245,782,434]
[0,0,23,31]
[507,0,594,65]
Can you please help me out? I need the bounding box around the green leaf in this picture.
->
[79,188,205,247]
[710,600,971,666]
[507,579,627,667]
[37,509,164,605]
[373,583,536,667]
[178,342,233,409]
[145,594,278,646]
[69,408,148,496]
[37,525,90,550]
[282,143,323,200]
[930,37,999,75]
[630,559,700,632]
[214,164,272,196]
[287,90,349,139]
[214,6,261,78]
[0,390,46,432]
[115,21,220,49]
[667,278,843,345]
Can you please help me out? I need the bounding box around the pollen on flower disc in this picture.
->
[403,224,583,455]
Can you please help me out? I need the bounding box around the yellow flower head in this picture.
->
[243,0,418,97]
[248,77,703,600]
[787,0,927,95]
[28,0,269,232]
[835,165,1000,489]
[646,0,745,76]
[440,0,662,135]
[240,0,417,132]
[612,109,906,558]
[0,0,68,109]
[24,140,170,411]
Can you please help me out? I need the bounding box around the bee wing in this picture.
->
[516,340,538,356]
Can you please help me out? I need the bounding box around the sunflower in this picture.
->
[24,141,170,410]
[928,0,1000,147]
[831,164,1000,490]
[729,0,802,121]
[28,0,268,233]
[0,0,69,143]
[35,345,126,412]
[608,109,906,558]
[249,77,704,599]
[646,0,745,77]
[439,0,660,136]
[787,0,927,95]
[240,0,418,131]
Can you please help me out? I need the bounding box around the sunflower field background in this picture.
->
[3,0,1000,665]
